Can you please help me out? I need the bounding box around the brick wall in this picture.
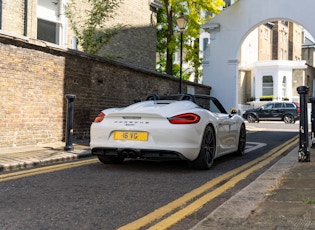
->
[1,0,37,37]
[86,0,158,71]
[99,26,157,71]
[0,34,211,148]
[2,0,25,35]
[1,0,157,70]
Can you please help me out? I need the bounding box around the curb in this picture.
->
[0,149,92,172]
[190,146,298,229]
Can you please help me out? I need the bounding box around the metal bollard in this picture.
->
[310,97,315,148]
[297,86,310,162]
[64,94,76,151]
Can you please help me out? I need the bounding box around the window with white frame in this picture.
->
[282,76,287,97]
[203,38,209,51]
[37,19,60,44]
[199,32,210,58]
[37,0,65,46]
[262,75,273,96]
[264,28,269,40]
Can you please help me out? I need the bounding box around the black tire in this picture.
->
[247,114,257,123]
[188,125,216,170]
[235,123,246,156]
[283,114,295,124]
[98,155,124,164]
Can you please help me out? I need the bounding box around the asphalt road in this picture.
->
[0,121,299,230]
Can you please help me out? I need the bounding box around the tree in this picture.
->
[65,0,123,54]
[156,0,225,81]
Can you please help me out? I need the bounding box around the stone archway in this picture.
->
[202,0,315,110]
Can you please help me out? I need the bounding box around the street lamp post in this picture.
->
[176,13,187,94]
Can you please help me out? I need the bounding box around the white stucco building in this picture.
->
[201,0,315,111]
[238,24,307,106]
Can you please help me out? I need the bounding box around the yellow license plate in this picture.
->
[113,131,148,141]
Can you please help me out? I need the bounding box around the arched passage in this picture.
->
[202,0,315,110]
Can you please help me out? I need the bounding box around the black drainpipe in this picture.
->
[24,0,28,36]
[0,0,2,30]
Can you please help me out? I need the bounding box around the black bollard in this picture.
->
[297,86,310,162]
[310,97,315,148]
[64,94,76,151]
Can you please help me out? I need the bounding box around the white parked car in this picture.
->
[90,94,246,170]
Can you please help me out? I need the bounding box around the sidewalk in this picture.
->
[1,141,315,229]
[0,141,91,172]
[192,147,315,230]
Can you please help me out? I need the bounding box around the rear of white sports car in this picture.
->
[90,95,246,170]
[90,100,207,162]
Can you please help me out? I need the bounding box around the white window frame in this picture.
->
[262,75,274,96]
[37,0,67,47]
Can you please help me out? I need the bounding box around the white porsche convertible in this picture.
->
[90,94,246,170]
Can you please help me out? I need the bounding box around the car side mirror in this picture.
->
[230,108,238,114]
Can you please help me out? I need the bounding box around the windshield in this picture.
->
[195,96,227,114]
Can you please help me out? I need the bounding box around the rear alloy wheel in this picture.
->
[247,114,258,123]
[283,114,295,124]
[98,155,124,164]
[189,126,216,170]
[235,123,246,156]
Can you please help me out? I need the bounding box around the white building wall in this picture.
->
[253,60,305,101]
[239,28,258,68]
[202,0,315,110]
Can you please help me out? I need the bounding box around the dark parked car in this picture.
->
[242,102,300,123]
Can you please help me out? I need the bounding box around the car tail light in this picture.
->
[168,113,200,124]
[94,112,105,122]
[294,102,300,114]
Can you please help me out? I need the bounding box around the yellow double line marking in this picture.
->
[0,136,298,229]
[0,158,98,182]
[118,135,298,230]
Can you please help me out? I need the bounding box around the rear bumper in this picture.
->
[90,122,203,160]
[91,147,188,161]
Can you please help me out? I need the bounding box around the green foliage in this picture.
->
[65,0,123,54]
[305,198,315,204]
[156,54,166,73]
[259,95,273,100]
[157,0,225,80]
